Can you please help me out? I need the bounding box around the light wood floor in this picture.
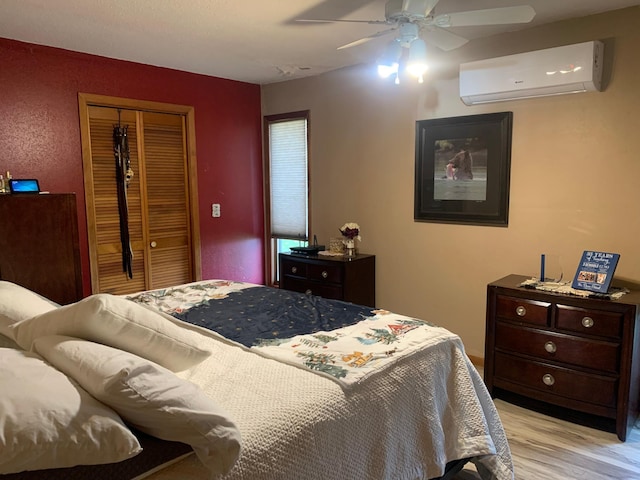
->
[455,399,640,480]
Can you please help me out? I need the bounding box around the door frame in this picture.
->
[78,93,202,292]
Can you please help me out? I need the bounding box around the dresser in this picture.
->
[0,194,83,305]
[279,253,375,307]
[485,274,640,441]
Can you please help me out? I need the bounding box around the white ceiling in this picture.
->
[1,0,639,85]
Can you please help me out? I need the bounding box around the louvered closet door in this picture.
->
[87,106,147,293]
[85,106,193,294]
[140,111,193,289]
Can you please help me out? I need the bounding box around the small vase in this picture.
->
[344,239,356,258]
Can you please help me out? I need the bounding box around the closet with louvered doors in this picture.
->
[80,94,201,295]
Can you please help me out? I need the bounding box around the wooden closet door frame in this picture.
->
[78,93,202,292]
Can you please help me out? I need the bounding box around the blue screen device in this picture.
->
[9,179,40,193]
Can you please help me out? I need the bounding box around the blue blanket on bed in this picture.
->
[173,287,374,347]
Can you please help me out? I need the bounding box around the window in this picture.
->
[264,111,310,285]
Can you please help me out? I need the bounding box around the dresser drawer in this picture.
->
[307,263,342,283]
[494,352,617,409]
[495,295,551,326]
[281,277,343,300]
[281,259,307,277]
[555,305,623,339]
[495,322,620,373]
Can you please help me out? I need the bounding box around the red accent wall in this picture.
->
[0,38,264,295]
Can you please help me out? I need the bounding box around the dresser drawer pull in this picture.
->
[544,341,557,354]
[582,316,594,328]
[291,266,297,274]
[516,306,526,316]
[305,289,312,295]
[542,374,555,386]
[321,270,328,279]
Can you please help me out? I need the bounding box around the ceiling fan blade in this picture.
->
[433,5,536,28]
[418,0,440,17]
[296,19,388,25]
[284,0,375,25]
[397,0,440,17]
[337,27,398,50]
[421,26,469,51]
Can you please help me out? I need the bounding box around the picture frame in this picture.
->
[414,112,513,226]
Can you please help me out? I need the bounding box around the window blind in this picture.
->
[269,118,308,240]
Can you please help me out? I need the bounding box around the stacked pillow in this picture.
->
[0,348,142,474]
[0,282,242,476]
[33,335,242,475]
[8,292,212,372]
[0,281,59,338]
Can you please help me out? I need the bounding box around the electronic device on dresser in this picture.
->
[279,252,375,307]
[484,274,640,441]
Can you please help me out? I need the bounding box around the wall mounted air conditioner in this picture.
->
[459,40,604,105]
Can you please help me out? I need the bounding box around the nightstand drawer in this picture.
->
[281,259,307,277]
[281,278,342,299]
[495,295,551,326]
[495,322,620,373]
[307,263,342,283]
[494,352,617,409]
[555,305,623,339]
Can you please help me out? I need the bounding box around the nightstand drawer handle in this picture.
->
[582,317,594,328]
[544,341,557,354]
[516,306,526,316]
[291,266,297,274]
[321,271,328,279]
[305,289,312,295]
[542,374,555,386]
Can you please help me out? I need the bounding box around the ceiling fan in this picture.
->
[297,0,535,83]
[297,0,536,52]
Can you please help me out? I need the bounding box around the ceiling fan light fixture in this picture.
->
[406,38,428,78]
[377,40,402,79]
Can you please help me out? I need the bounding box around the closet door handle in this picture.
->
[150,241,157,248]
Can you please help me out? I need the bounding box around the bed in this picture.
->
[0,279,514,480]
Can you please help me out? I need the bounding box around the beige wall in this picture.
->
[261,7,640,358]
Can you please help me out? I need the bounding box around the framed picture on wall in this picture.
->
[414,111,513,226]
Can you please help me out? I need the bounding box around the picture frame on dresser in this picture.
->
[414,112,513,226]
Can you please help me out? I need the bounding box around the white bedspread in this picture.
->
[144,316,514,480]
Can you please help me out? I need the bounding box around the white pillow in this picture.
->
[0,347,141,474]
[33,335,242,476]
[0,281,58,337]
[9,293,211,371]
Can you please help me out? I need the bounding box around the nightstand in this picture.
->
[485,274,640,441]
[279,253,375,307]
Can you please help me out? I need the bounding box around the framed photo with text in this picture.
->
[572,250,620,293]
[414,112,513,226]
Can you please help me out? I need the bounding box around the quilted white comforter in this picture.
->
[144,316,514,480]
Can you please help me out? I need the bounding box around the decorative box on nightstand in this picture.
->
[279,252,375,307]
[485,274,640,441]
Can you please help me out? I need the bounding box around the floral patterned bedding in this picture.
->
[125,280,375,347]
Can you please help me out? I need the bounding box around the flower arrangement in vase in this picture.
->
[339,222,361,258]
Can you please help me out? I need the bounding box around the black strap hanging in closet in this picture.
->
[113,111,134,279]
